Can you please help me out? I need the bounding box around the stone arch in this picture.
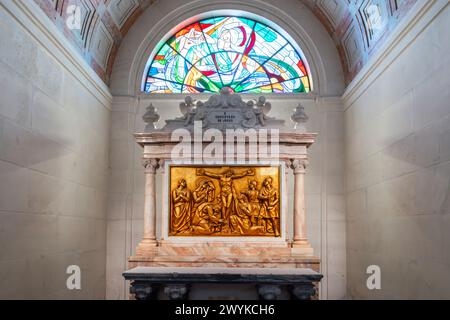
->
[110,0,345,97]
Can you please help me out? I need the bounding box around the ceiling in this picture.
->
[34,0,417,87]
[303,0,417,82]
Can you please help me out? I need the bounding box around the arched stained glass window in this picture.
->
[144,16,311,94]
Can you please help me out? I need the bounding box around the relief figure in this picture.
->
[190,202,223,235]
[241,180,261,226]
[196,168,254,231]
[230,191,265,235]
[192,178,215,217]
[190,178,223,234]
[258,177,280,236]
[171,179,191,234]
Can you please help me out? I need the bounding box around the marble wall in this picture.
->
[105,95,347,299]
[344,2,450,299]
[0,2,111,299]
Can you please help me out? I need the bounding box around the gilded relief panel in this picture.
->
[169,165,281,237]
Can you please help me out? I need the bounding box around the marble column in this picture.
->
[137,158,159,253]
[283,160,292,243]
[291,159,312,252]
[159,159,167,242]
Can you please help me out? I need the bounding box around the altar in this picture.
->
[123,88,322,300]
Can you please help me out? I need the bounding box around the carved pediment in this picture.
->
[158,87,285,132]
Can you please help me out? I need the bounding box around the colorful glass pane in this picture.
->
[144,16,311,93]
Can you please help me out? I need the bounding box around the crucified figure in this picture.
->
[196,168,254,230]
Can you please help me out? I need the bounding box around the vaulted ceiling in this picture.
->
[303,0,417,82]
[34,0,417,87]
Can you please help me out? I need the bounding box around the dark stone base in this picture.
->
[124,267,322,300]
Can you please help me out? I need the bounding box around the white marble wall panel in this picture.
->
[0,5,111,299]
[344,4,450,299]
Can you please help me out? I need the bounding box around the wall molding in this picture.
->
[342,0,449,109]
[0,0,113,109]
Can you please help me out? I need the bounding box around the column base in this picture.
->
[136,238,158,256]
[291,240,314,255]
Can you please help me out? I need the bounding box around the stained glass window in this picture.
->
[144,16,311,94]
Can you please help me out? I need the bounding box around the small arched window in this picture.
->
[143,15,311,94]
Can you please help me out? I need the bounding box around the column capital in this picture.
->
[291,159,308,174]
[158,159,166,174]
[142,158,159,174]
[283,159,292,173]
